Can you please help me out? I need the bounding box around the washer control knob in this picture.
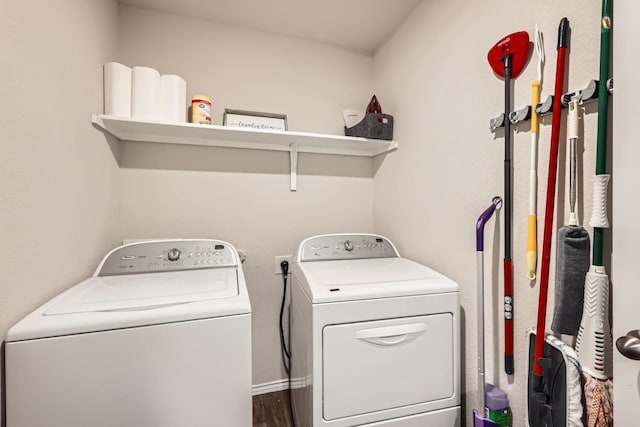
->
[344,240,354,252]
[167,248,181,261]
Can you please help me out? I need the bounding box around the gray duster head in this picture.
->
[552,225,590,335]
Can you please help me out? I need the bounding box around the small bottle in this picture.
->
[191,94,211,124]
[485,384,510,427]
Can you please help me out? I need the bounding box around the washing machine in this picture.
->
[5,239,251,427]
[290,233,460,427]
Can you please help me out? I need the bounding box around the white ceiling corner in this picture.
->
[117,0,422,54]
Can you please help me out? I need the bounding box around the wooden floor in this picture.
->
[253,390,294,427]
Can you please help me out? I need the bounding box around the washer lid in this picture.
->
[45,268,238,315]
[7,239,251,342]
[296,257,458,303]
[7,268,247,342]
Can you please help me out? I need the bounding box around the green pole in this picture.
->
[593,0,612,267]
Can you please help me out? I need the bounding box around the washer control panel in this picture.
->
[298,234,399,261]
[97,239,238,276]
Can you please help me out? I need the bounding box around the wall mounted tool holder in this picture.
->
[489,78,613,131]
[509,105,531,124]
[489,114,506,131]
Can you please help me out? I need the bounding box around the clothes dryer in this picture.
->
[290,234,460,427]
[5,239,251,427]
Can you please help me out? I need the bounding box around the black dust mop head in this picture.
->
[551,100,590,336]
[552,226,590,335]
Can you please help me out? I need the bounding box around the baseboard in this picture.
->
[252,377,307,395]
[252,379,289,396]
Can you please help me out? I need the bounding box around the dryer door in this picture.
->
[322,314,454,421]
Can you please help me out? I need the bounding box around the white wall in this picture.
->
[115,6,377,386]
[374,1,601,424]
[0,0,121,409]
[118,6,375,134]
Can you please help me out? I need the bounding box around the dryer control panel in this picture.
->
[96,239,238,276]
[297,234,399,261]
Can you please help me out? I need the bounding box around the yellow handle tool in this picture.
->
[527,79,540,281]
[527,25,544,281]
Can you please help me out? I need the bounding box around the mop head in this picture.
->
[527,328,583,427]
[552,225,590,335]
[582,374,613,427]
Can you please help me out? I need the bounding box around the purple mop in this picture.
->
[474,197,507,427]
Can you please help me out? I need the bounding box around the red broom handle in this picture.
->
[533,18,569,377]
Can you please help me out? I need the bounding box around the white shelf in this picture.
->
[91,114,397,157]
[92,114,397,191]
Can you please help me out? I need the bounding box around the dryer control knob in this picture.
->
[344,240,354,252]
[167,248,181,261]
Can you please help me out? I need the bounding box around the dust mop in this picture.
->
[552,100,590,339]
[474,197,509,427]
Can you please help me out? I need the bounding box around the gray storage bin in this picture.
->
[344,113,394,140]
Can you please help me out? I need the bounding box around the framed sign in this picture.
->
[223,109,288,131]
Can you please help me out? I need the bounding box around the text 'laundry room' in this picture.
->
[1,1,637,427]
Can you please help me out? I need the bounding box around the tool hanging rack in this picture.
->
[489,77,613,131]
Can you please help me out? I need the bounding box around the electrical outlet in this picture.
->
[275,255,293,275]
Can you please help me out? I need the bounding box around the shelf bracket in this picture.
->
[289,143,298,192]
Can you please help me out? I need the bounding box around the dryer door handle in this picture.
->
[355,323,427,346]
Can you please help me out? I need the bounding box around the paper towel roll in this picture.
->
[161,74,187,122]
[103,62,131,116]
[131,66,161,120]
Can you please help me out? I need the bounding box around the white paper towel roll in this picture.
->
[131,66,161,120]
[103,62,131,116]
[161,74,187,122]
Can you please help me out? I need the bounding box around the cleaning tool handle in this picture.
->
[533,17,569,378]
[567,100,579,140]
[568,100,579,225]
[576,267,613,379]
[527,132,537,281]
[589,174,610,228]
[504,259,514,374]
[592,0,612,269]
[476,197,502,251]
[528,167,537,213]
[596,0,612,176]
[526,213,536,280]
[502,57,514,376]
[557,17,570,49]
[527,80,540,281]
[530,81,541,133]
[503,57,513,261]
[475,197,501,415]
[527,26,543,283]
[476,251,487,413]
